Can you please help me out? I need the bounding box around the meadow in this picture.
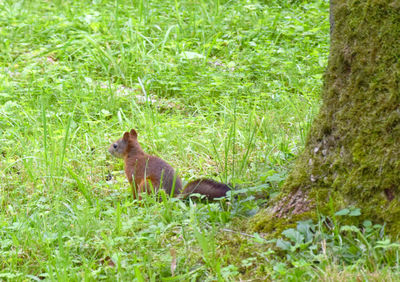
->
[1,0,399,280]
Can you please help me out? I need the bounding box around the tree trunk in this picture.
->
[252,1,400,235]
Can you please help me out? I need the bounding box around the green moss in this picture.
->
[249,208,315,237]
[252,0,400,236]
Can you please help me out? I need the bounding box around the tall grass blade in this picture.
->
[66,167,93,206]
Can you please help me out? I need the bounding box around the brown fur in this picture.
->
[182,179,231,200]
[109,129,230,200]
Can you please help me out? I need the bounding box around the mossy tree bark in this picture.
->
[252,1,400,235]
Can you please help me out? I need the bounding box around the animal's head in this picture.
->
[108,129,139,158]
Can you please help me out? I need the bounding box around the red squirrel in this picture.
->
[108,129,231,200]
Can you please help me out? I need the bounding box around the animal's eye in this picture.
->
[113,143,118,149]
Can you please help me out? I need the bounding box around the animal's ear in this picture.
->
[130,129,138,138]
[123,132,130,141]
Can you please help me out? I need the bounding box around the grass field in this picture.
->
[1,0,400,280]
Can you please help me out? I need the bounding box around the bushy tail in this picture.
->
[181,178,231,200]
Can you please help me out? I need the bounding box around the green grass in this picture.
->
[1,0,399,280]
